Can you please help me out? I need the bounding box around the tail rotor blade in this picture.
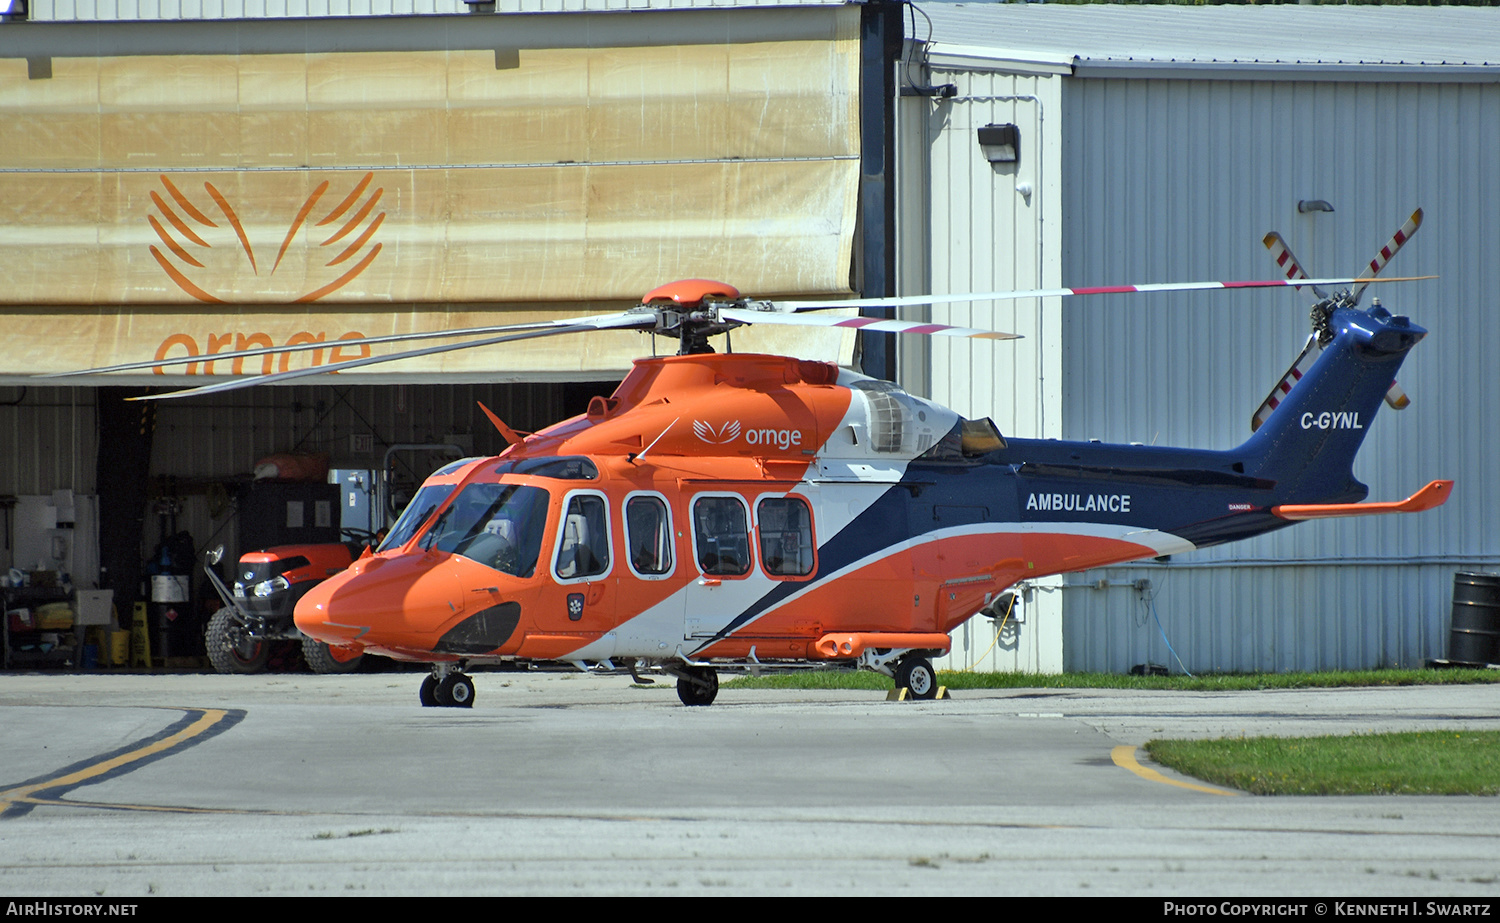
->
[1251,334,1320,432]
[1262,232,1329,300]
[1353,208,1424,404]
[1352,208,1423,304]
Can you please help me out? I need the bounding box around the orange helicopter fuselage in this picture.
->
[294,350,1095,666]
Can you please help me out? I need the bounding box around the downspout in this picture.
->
[857,0,903,382]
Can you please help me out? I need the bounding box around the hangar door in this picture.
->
[0,9,861,383]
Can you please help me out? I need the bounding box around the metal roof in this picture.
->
[912,3,1500,78]
[16,0,847,22]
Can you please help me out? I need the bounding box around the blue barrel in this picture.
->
[1450,572,1500,665]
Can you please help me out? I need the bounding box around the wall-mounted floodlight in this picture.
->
[977,123,1019,165]
[1298,199,1335,214]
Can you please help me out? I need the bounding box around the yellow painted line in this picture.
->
[0,707,234,815]
[1111,745,1241,797]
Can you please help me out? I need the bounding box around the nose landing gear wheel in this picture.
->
[894,656,938,700]
[675,665,719,706]
[419,675,440,707]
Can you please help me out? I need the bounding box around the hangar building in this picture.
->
[1,0,1495,676]
[903,4,1500,675]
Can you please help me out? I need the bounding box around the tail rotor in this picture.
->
[1251,209,1423,431]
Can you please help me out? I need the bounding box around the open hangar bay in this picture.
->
[1,673,1499,896]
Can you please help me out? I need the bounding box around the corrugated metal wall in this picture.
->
[1062,562,1456,676]
[1058,76,1499,672]
[897,61,1066,674]
[0,380,590,583]
[0,387,95,497]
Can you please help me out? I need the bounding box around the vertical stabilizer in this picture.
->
[1239,304,1425,505]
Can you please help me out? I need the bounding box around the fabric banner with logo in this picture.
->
[0,12,860,379]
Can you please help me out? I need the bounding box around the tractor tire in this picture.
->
[301,639,365,674]
[205,607,270,675]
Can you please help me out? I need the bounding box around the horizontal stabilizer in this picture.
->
[1272,480,1452,521]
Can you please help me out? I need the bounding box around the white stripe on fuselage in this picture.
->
[563,516,1195,660]
[567,386,1194,661]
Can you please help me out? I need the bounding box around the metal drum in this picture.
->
[1449,572,1500,665]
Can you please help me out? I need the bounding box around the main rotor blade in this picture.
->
[769,276,1433,312]
[36,311,649,380]
[1352,208,1423,304]
[129,312,654,401]
[718,307,1020,340]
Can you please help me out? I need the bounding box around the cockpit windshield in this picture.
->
[378,483,457,553]
[417,483,551,578]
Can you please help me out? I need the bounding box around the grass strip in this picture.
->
[1144,731,1500,795]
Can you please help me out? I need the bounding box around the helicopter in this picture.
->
[45,219,1450,707]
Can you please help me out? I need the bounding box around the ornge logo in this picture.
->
[694,420,806,450]
[146,171,386,304]
[694,420,741,444]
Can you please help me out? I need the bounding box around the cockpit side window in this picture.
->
[693,495,751,577]
[554,493,610,580]
[421,483,550,578]
[379,483,456,552]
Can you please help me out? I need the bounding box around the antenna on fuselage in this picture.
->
[630,417,680,464]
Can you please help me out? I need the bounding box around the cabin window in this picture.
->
[692,495,751,577]
[423,483,550,578]
[625,494,673,577]
[756,496,815,577]
[555,493,610,580]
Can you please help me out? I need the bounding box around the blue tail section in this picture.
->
[1238,304,1426,505]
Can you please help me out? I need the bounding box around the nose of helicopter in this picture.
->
[294,567,372,647]
[295,551,521,658]
[294,554,429,649]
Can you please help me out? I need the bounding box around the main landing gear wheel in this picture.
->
[205,607,270,675]
[894,656,938,700]
[675,666,719,706]
[425,673,475,708]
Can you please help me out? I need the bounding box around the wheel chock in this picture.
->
[885,686,953,702]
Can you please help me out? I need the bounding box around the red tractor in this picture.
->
[203,538,372,674]
[201,446,468,674]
